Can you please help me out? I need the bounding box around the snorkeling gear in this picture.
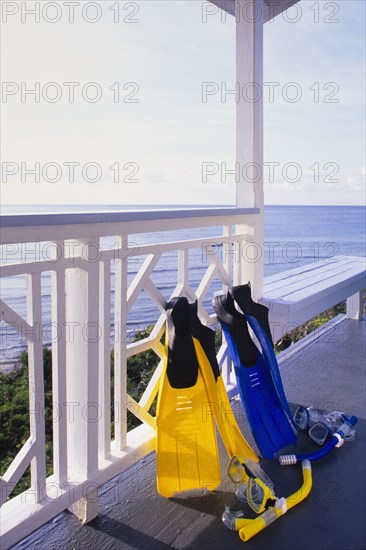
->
[223,459,312,542]
[212,291,296,459]
[156,297,258,497]
[156,297,220,497]
[188,301,258,462]
[279,415,358,465]
[230,284,296,432]
[227,455,276,514]
[293,405,356,446]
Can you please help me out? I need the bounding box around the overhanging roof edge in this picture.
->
[208,0,301,23]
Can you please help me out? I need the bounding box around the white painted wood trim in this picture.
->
[263,0,301,22]
[0,300,35,341]
[346,291,363,320]
[64,240,99,484]
[27,272,47,502]
[0,257,82,277]
[99,260,111,459]
[138,359,164,411]
[127,254,161,312]
[222,225,233,385]
[235,0,264,298]
[0,438,36,505]
[51,242,68,486]
[209,0,300,22]
[1,207,259,228]
[0,234,252,279]
[143,279,168,312]
[1,210,259,245]
[127,396,156,430]
[114,235,128,451]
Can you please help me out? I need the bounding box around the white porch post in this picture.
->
[346,292,363,320]
[65,239,100,523]
[235,0,264,299]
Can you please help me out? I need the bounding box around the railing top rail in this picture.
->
[0,207,259,229]
[0,207,260,245]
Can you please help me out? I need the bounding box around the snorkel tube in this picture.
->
[279,415,358,465]
[223,460,312,541]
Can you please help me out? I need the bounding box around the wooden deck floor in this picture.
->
[12,317,366,550]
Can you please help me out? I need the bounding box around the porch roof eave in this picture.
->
[209,0,301,23]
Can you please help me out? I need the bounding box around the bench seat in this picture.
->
[261,255,366,342]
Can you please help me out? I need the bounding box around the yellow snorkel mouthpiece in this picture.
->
[223,459,312,542]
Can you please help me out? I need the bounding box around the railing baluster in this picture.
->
[99,259,111,459]
[176,249,189,296]
[222,225,233,386]
[85,239,100,478]
[27,272,46,502]
[51,241,67,486]
[252,218,264,300]
[223,224,233,290]
[114,235,128,450]
[233,223,245,286]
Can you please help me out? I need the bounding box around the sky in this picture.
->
[1,0,365,206]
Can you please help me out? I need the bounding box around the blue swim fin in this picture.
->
[212,292,296,459]
[230,284,297,432]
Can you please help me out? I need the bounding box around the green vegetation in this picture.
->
[0,348,53,496]
[274,301,347,352]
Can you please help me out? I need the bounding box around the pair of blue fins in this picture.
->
[156,284,297,497]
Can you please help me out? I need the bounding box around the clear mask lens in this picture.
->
[235,482,248,503]
[227,456,246,484]
[293,405,310,430]
[308,422,331,446]
[247,479,266,514]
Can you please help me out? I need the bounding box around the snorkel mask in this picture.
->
[227,456,276,514]
[293,405,356,446]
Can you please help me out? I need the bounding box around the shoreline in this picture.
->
[0,359,22,374]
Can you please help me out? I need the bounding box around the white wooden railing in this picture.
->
[0,207,260,548]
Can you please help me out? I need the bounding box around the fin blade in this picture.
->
[156,361,221,496]
[193,337,258,462]
[233,349,296,459]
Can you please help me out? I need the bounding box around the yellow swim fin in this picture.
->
[156,298,221,497]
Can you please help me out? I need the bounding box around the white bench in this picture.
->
[261,255,366,342]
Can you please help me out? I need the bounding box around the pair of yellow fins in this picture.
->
[156,296,258,497]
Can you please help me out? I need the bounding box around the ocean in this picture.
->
[1,205,365,367]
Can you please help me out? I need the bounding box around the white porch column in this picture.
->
[65,239,100,523]
[235,0,264,299]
